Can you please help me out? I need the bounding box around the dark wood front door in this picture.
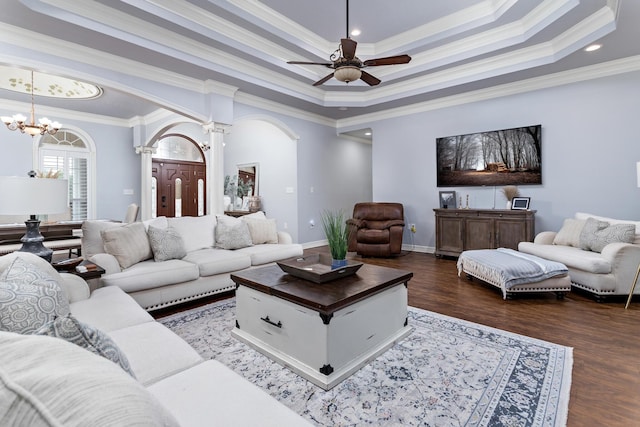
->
[152,159,206,217]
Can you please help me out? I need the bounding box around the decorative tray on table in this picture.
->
[52,257,83,272]
[276,253,363,283]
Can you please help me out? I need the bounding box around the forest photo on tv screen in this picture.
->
[436,125,541,187]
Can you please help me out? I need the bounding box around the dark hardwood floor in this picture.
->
[155,247,640,427]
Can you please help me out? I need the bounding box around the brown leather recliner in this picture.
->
[347,202,404,257]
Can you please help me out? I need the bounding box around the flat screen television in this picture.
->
[436,124,541,187]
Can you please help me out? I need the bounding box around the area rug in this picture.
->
[159,299,572,427]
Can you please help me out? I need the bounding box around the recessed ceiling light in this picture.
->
[584,44,602,52]
[364,132,371,136]
[350,29,361,37]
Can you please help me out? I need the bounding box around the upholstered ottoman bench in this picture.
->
[457,248,571,299]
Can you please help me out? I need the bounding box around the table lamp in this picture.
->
[0,175,69,262]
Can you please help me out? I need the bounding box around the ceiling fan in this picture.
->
[287,0,411,87]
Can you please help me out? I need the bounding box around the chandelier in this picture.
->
[1,70,61,137]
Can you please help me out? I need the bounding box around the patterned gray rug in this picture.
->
[159,298,572,427]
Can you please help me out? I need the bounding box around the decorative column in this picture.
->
[202,122,231,215]
[135,145,156,221]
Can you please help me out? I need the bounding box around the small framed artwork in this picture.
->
[511,197,531,210]
[439,191,457,209]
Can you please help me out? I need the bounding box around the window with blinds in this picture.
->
[39,131,91,221]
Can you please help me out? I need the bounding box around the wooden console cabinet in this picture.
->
[434,208,536,257]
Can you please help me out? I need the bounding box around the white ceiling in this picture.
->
[1,0,639,121]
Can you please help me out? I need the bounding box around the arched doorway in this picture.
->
[151,134,206,218]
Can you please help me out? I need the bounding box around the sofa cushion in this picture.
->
[215,216,253,250]
[518,241,612,274]
[0,257,70,334]
[101,222,153,269]
[100,259,200,293]
[34,313,135,377]
[553,218,586,247]
[167,215,215,253]
[108,322,203,386]
[143,215,168,231]
[575,212,640,244]
[148,225,187,261]
[579,217,635,253]
[237,243,304,266]
[0,331,179,427]
[242,217,278,244]
[147,360,312,427]
[182,248,252,276]
[81,220,123,257]
[70,286,154,332]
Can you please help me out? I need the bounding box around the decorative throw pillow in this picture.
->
[241,210,267,220]
[147,225,187,261]
[0,257,70,334]
[215,219,253,250]
[35,313,135,377]
[553,219,586,247]
[0,331,179,426]
[101,222,153,269]
[579,217,635,253]
[166,215,216,252]
[242,217,278,244]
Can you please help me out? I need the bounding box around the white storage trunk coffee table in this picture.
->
[231,263,413,390]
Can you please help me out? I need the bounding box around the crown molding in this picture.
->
[337,55,640,128]
[0,98,130,127]
[234,93,335,128]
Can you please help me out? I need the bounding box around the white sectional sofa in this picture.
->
[518,212,640,300]
[0,252,311,426]
[82,212,303,311]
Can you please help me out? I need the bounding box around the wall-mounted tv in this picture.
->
[436,124,541,187]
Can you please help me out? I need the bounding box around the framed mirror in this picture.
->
[237,163,259,197]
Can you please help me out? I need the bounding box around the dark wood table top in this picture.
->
[231,263,412,317]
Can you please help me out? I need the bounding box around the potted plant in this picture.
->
[321,209,349,268]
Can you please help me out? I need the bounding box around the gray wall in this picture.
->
[0,118,139,223]
[228,102,373,244]
[365,70,640,250]
[2,69,639,249]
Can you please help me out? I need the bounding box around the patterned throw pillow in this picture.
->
[215,219,253,250]
[147,225,187,261]
[101,222,153,269]
[35,314,135,377]
[579,217,635,253]
[0,257,70,334]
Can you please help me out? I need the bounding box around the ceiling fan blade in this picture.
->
[360,70,381,86]
[363,54,412,66]
[288,61,333,67]
[341,38,357,60]
[313,73,335,86]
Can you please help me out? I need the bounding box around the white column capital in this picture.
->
[202,122,231,135]
[135,145,156,155]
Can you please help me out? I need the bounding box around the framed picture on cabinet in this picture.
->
[439,191,456,209]
[511,197,530,210]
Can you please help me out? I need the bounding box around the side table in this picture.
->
[53,259,105,281]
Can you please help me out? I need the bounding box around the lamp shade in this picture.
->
[0,176,68,215]
[334,66,362,83]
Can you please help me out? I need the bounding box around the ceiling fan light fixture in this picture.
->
[334,66,362,83]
